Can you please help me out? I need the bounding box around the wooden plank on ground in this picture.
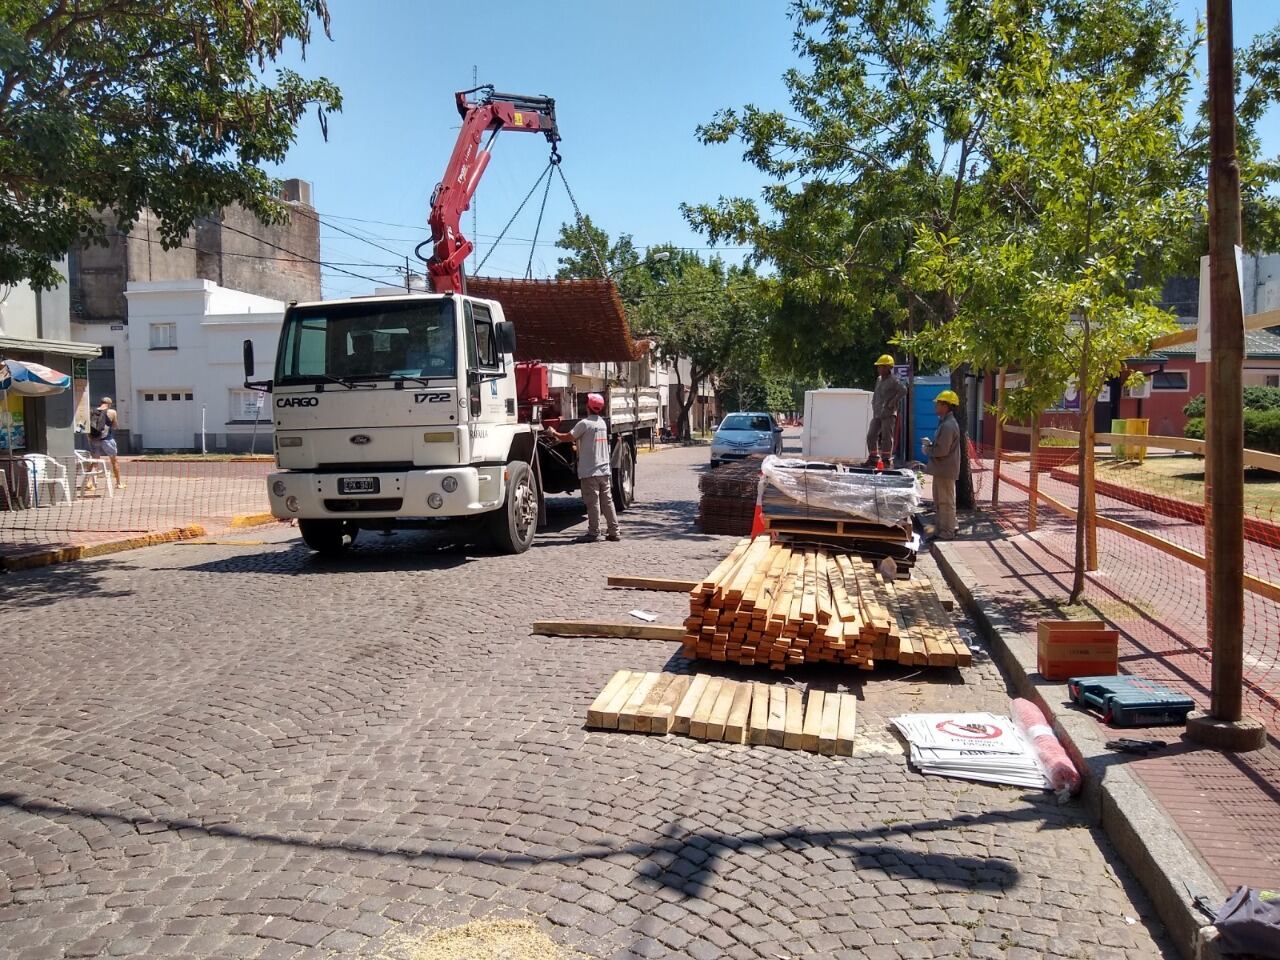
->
[532,621,685,641]
[645,675,696,737]
[748,682,770,745]
[617,673,661,732]
[690,677,725,740]
[586,670,634,729]
[672,674,710,736]
[595,671,645,730]
[609,575,700,592]
[783,686,805,750]
[801,689,825,751]
[632,672,675,734]
[834,693,857,757]
[706,678,739,741]
[766,685,787,748]
[724,682,754,744]
[818,690,841,755]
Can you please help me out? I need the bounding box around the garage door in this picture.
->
[139,389,195,450]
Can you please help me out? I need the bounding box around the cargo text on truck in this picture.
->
[243,87,657,555]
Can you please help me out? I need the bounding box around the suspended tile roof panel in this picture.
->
[466,276,644,363]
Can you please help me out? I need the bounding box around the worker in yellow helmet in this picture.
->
[922,389,962,539]
[866,354,907,465]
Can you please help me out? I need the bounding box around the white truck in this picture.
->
[242,291,658,555]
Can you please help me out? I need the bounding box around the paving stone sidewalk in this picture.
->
[0,443,1174,959]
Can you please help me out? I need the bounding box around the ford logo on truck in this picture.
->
[276,396,319,408]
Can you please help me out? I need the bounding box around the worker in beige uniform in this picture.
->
[922,389,962,539]
[543,392,620,543]
[866,354,907,466]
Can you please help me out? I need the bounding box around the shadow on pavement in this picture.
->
[0,558,135,607]
[0,790,1024,897]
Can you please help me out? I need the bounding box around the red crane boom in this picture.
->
[426,86,560,294]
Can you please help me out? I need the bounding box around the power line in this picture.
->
[126,232,400,269]
[216,220,387,285]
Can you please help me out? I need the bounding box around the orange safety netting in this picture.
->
[465,275,645,364]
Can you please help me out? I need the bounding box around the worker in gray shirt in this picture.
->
[866,353,907,465]
[922,389,962,539]
[544,392,620,542]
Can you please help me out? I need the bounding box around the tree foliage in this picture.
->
[0,0,342,289]
[682,0,1280,507]
[554,220,771,437]
[905,4,1199,600]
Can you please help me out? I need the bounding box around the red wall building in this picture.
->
[982,324,1280,446]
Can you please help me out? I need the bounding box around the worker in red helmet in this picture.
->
[543,392,620,542]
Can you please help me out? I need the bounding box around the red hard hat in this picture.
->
[586,393,605,414]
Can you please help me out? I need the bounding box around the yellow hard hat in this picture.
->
[875,354,895,367]
[935,389,960,406]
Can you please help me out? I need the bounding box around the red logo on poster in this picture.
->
[935,720,1003,740]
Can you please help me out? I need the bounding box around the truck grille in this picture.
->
[323,498,404,512]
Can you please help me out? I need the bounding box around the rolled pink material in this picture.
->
[1012,698,1081,797]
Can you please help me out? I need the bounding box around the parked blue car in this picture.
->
[710,412,783,466]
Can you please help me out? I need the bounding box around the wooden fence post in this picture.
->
[991,368,1007,508]
[1028,415,1040,531]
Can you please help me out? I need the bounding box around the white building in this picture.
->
[74,279,283,452]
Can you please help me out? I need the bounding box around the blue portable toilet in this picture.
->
[912,376,952,464]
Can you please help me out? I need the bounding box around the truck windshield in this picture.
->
[276,300,457,384]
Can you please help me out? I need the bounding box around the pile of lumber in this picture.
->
[697,457,762,536]
[586,670,859,756]
[683,536,971,671]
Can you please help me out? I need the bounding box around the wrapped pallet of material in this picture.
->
[759,455,921,526]
[1011,698,1081,799]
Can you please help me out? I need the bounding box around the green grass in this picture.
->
[1055,454,1280,516]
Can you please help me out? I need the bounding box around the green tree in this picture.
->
[0,0,342,289]
[908,7,1197,602]
[684,0,1213,503]
[555,222,766,439]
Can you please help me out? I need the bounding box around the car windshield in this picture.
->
[276,299,457,383]
[719,415,773,432]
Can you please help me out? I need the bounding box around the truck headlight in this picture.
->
[285,496,300,513]
[427,493,444,509]
[441,476,458,493]
[278,436,303,447]
[272,480,287,497]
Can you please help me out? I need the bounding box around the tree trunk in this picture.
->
[676,371,703,441]
[1070,362,1094,603]
[951,363,975,508]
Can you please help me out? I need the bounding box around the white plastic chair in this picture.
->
[24,453,71,506]
[75,449,114,497]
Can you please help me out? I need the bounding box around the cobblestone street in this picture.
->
[0,443,1175,959]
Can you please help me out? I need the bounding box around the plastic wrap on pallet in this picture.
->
[759,455,921,525]
[1011,698,1081,800]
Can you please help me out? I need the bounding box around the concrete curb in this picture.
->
[1,525,207,572]
[931,539,1223,960]
[228,512,279,529]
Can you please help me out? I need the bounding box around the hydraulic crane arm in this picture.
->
[426,86,560,294]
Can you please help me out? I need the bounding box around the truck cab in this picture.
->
[248,292,539,554]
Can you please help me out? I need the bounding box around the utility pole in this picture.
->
[1188,0,1264,749]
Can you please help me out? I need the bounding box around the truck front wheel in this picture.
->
[299,519,357,556]
[488,461,537,554]
[611,443,635,512]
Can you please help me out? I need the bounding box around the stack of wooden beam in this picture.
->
[682,537,971,671]
[586,670,860,756]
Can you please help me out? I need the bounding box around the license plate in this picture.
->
[338,477,379,495]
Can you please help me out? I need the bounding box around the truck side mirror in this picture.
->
[496,321,517,356]
[243,339,255,381]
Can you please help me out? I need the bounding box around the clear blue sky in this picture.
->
[265,0,1279,299]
